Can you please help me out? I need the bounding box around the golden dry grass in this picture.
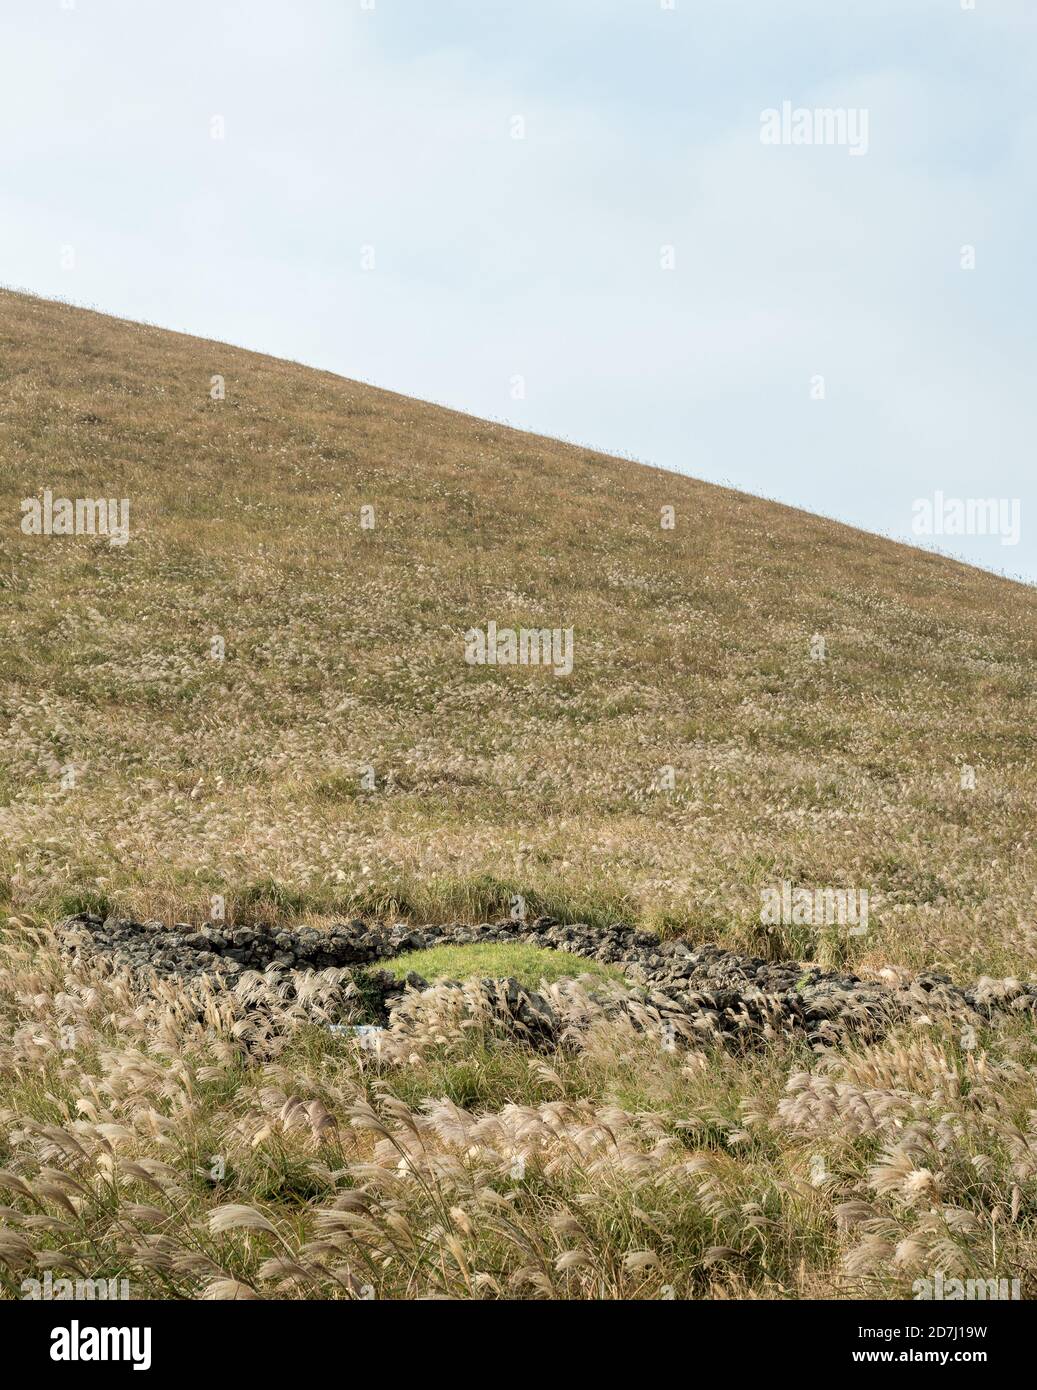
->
[1,926,1036,1301]
[2,288,1036,978]
[2,287,1037,1300]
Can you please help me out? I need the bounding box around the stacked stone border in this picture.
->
[56,912,1037,1054]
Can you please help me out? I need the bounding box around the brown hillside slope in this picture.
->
[1,287,1035,976]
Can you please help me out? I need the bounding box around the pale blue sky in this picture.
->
[2,0,1035,579]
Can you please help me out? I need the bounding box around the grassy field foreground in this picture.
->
[1,289,1037,1300]
[1,924,1036,1300]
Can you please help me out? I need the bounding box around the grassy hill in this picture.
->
[2,289,1037,1302]
[2,287,1035,975]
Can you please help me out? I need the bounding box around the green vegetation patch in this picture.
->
[385,940,630,992]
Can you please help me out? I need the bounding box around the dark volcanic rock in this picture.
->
[54,912,1037,1054]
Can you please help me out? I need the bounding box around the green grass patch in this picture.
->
[384,940,630,992]
[55,887,115,920]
